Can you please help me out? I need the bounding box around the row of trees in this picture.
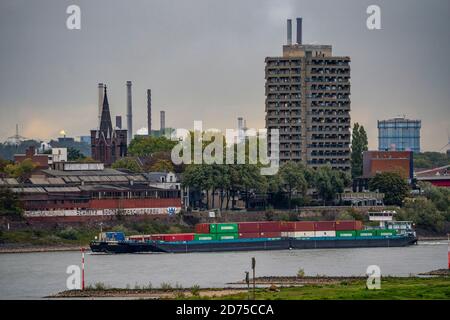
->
[182,161,352,210]
[397,182,450,232]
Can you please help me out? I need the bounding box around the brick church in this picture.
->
[90,86,127,165]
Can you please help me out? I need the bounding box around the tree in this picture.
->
[4,159,37,181]
[149,159,175,172]
[111,157,142,173]
[414,152,449,169]
[0,158,12,173]
[369,172,409,206]
[313,165,350,205]
[278,162,308,209]
[0,187,23,218]
[182,164,215,210]
[351,123,368,178]
[67,147,86,161]
[397,197,445,232]
[128,136,177,156]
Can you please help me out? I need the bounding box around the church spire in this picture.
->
[99,85,113,135]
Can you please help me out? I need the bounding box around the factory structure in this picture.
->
[265,18,351,171]
[6,81,182,220]
[1,162,182,220]
[91,81,170,165]
[378,116,421,153]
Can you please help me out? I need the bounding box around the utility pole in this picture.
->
[251,257,256,300]
[245,271,250,300]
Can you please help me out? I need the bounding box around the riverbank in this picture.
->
[50,287,248,299]
[0,243,86,254]
[50,276,450,300]
[215,277,450,300]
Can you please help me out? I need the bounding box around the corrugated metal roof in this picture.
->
[11,187,46,193]
[30,177,66,185]
[62,176,81,183]
[42,168,127,176]
[3,178,19,185]
[45,186,80,192]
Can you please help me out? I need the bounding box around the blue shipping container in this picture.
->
[105,232,125,241]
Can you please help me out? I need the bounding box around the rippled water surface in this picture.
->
[0,241,447,299]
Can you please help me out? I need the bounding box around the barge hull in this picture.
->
[90,235,417,254]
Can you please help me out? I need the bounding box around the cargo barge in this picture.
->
[90,220,418,254]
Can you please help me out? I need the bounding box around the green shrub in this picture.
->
[57,227,79,240]
[160,282,172,290]
[191,284,200,296]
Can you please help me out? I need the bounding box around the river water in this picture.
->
[0,241,447,299]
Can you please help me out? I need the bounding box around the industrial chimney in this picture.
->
[287,19,292,45]
[147,89,152,136]
[296,17,302,45]
[160,110,165,135]
[238,117,244,144]
[98,83,104,128]
[116,116,122,129]
[126,81,133,144]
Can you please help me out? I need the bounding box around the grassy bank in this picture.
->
[0,220,193,249]
[207,277,450,300]
[51,277,450,300]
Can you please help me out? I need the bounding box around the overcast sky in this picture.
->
[0,0,449,151]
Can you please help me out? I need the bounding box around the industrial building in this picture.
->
[363,150,413,180]
[415,165,450,187]
[14,146,50,169]
[265,18,351,171]
[378,117,421,153]
[1,162,182,218]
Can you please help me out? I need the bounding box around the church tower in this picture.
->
[91,86,128,165]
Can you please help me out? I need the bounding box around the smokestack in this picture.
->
[126,81,133,144]
[160,110,165,134]
[296,17,302,45]
[98,83,104,128]
[147,89,152,136]
[238,117,244,144]
[116,116,122,129]
[287,19,292,45]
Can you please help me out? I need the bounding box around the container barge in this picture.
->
[90,220,418,254]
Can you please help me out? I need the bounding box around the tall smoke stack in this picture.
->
[238,117,244,144]
[296,17,302,45]
[160,110,165,135]
[126,81,133,144]
[147,89,152,136]
[98,83,104,128]
[287,19,292,45]
[116,116,122,129]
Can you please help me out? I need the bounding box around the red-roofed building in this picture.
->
[415,165,450,187]
[363,151,413,180]
[14,146,50,169]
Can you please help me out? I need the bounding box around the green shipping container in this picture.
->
[336,230,356,238]
[376,229,397,236]
[357,230,377,237]
[210,223,238,233]
[217,233,238,240]
[194,234,217,241]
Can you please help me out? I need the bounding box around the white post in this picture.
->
[81,248,85,290]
